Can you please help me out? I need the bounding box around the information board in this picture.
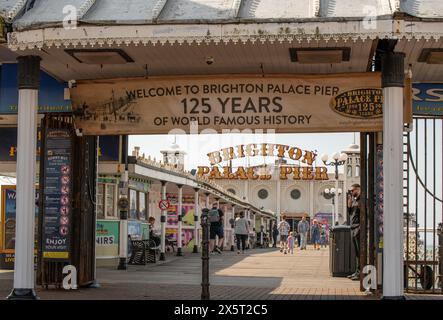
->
[42,129,73,260]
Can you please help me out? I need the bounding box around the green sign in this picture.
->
[96,220,120,258]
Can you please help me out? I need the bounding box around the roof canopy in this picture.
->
[2,0,443,30]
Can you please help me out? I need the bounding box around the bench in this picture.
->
[128,239,160,265]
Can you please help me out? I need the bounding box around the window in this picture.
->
[97,183,117,219]
[355,165,360,177]
[139,192,147,220]
[290,189,301,200]
[129,189,138,220]
[347,165,352,177]
[258,189,269,199]
[97,184,105,219]
[105,184,116,218]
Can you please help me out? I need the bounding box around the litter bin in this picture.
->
[329,225,356,277]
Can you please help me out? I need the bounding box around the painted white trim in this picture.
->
[9,19,443,51]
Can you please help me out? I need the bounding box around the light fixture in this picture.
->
[321,153,329,163]
[339,153,348,162]
[289,47,351,64]
[330,187,336,194]
[418,49,443,64]
[332,152,340,161]
[65,49,134,64]
[324,188,330,194]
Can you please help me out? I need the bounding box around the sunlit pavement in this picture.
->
[0,246,441,300]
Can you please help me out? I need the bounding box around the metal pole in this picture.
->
[118,135,129,270]
[231,205,236,251]
[201,208,210,300]
[193,188,199,253]
[177,185,183,257]
[8,56,40,300]
[160,181,167,261]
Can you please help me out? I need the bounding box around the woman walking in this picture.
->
[311,219,321,250]
[234,211,249,254]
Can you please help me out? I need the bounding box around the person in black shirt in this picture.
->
[208,203,224,254]
[347,183,361,280]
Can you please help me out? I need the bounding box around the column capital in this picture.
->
[193,188,200,192]
[176,184,183,189]
[160,181,167,187]
[17,56,41,90]
[381,52,405,88]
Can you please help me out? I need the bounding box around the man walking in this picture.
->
[277,215,290,254]
[208,202,224,254]
[297,216,309,250]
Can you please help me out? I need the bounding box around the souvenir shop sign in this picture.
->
[71,73,382,135]
[42,129,73,260]
[412,83,443,116]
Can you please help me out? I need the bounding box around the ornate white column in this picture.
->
[176,184,183,256]
[193,188,199,253]
[159,181,167,261]
[382,51,405,299]
[8,56,40,300]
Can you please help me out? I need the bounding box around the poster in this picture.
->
[71,73,383,135]
[96,220,120,258]
[42,129,73,260]
[0,186,39,269]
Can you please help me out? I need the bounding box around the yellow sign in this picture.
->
[71,73,383,135]
[43,252,69,259]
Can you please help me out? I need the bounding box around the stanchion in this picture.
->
[201,208,210,300]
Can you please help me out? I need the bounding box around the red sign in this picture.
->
[159,200,170,210]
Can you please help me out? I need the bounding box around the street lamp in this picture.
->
[324,187,343,226]
[321,152,348,225]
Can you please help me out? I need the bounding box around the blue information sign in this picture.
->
[0,64,71,114]
[412,83,443,116]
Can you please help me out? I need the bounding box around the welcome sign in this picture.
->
[71,73,383,135]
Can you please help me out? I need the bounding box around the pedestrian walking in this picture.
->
[234,211,249,254]
[287,232,295,254]
[208,203,224,254]
[277,215,290,254]
[320,224,327,248]
[297,216,309,250]
[311,219,321,250]
[272,223,279,248]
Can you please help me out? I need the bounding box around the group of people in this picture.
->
[273,215,329,254]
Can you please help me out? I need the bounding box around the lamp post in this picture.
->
[321,152,348,225]
[324,187,342,226]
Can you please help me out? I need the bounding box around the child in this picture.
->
[287,232,295,254]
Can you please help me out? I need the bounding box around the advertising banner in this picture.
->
[42,129,73,260]
[71,73,383,135]
[0,186,39,269]
[0,64,71,114]
[96,220,120,258]
[412,83,443,116]
[0,128,118,162]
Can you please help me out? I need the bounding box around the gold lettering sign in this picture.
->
[330,88,383,119]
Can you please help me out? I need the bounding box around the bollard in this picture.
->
[201,208,210,300]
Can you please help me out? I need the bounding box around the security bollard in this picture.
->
[201,208,210,300]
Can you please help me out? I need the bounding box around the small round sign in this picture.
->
[118,197,129,210]
[158,200,170,210]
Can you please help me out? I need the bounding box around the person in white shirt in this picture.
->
[234,211,249,254]
[277,215,291,254]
